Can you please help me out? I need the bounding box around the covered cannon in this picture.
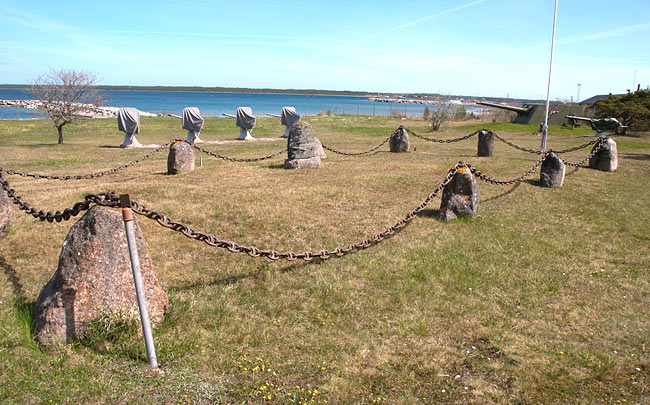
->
[223,107,256,140]
[117,108,143,148]
[182,107,204,143]
[267,107,301,138]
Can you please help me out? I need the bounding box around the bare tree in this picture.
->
[30,69,103,144]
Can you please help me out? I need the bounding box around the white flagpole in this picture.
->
[541,0,558,153]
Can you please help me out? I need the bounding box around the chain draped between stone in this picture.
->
[1,137,606,260]
[191,142,288,162]
[0,141,175,180]
[320,135,391,156]
[404,127,480,143]
[558,138,605,167]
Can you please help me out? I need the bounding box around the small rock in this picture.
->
[0,188,11,238]
[389,127,409,153]
[477,130,495,157]
[284,156,321,170]
[31,206,170,344]
[589,137,618,172]
[167,141,195,174]
[540,152,565,187]
[439,167,479,221]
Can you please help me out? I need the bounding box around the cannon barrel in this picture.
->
[167,113,182,119]
[565,115,593,122]
[476,101,531,114]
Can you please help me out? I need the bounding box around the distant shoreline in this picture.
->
[0,84,545,104]
[0,84,377,98]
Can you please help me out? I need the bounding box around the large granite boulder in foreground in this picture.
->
[167,141,195,174]
[285,122,321,169]
[389,127,409,153]
[32,206,170,345]
[540,152,565,187]
[589,137,618,172]
[0,188,10,238]
[439,167,479,221]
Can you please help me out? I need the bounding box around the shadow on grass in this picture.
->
[565,167,580,177]
[168,259,324,292]
[0,256,28,304]
[417,208,444,221]
[483,182,521,204]
[621,153,650,161]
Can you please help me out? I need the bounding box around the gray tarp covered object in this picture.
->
[117,108,140,135]
[280,106,300,126]
[182,107,204,132]
[236,107,256,129]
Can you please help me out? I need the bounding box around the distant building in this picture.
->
[579,94,626,105]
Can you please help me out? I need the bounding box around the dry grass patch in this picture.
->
[0,116,648,403]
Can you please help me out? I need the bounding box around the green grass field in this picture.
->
[0,115,648,404]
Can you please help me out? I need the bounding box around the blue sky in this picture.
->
[1,0,648,100]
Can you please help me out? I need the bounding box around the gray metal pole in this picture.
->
[541,0,559,154]
[120,194,158,369]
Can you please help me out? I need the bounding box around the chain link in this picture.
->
[0,141,174,180]
[0,171,118,222]
[404,127,479,143]
[557,138,605,167]
[468,155,548,185]
[552,139,599,154]
[191,142,287,162]
[320,135,391,156]
[119,163,465,261]
[491,132,542,154]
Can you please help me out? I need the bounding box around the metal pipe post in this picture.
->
[541,0,559,153]
[120,194,158,369]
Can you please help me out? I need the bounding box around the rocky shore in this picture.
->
[0,99,157,118]
[368,97,474,106]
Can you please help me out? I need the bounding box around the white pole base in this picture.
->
[238,128,254,140]
[186,130,204,143]
[281,126,290,138]
[120,134,143,148]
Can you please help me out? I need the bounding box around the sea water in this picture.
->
[0,88,477,120]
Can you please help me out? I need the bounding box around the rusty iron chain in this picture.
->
[491,132,542,154]
[468,154,548,185]
[191,141,287,162]
[552,139,599,154]
[404,127,480,143]
[320,135,391,156]
[119,162,466,261]
[558,138,606,167]
[0,171,118,222]
[0,141,174,180]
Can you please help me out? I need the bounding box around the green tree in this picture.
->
[593,89,650,132]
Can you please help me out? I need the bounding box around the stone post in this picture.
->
[31,206,170,345]
[439,166,479,221]
[540,152,565,187]
[285,122,321,169]
[589,137,618,172]
[477,130,495,157]
[0,188,10,238]
[167,141,195,174]
[389,127,409,153]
